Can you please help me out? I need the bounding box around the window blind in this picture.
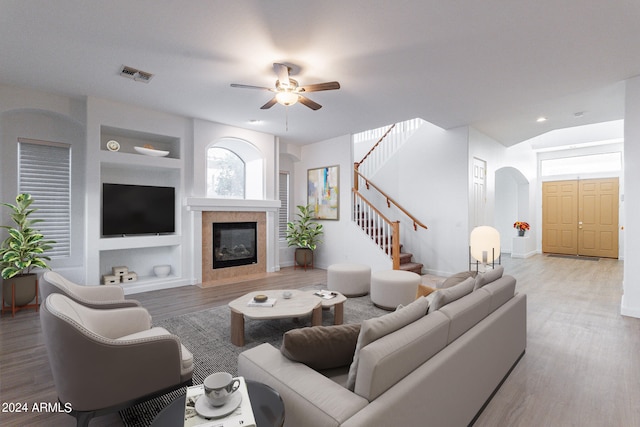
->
[18,139,71,258]
[278,172,290,239]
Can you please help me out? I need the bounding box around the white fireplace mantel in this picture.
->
[185,197,280,212]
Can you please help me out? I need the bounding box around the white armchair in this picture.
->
[40,293,193,427]
[40,270,141,309]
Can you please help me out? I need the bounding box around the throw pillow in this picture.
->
[280,323,361,370]
[428,276,475,312]
[473,265,504,290]
[439,271,477,289]
[346,296,429,390]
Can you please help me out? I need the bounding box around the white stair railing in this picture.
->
[354,118,424,178]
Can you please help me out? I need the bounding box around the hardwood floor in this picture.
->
[1,258,638,426]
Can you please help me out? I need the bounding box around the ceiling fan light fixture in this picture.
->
[276,91,299,106]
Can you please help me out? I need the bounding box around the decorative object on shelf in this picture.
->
[513,221,530,237]
[0,193,55,316]
[121,272,137,282]
[307,165,339,220]
[469,225,501,272]
[112,266,128,277]
[134,146,170,157]
[102,274,119,285]
[153,264,171,278]
[286,204,324,270]
[106,139,120,152]
[253,294,268,303]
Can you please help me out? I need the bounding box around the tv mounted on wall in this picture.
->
[102,183,175,237]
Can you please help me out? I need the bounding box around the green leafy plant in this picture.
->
[0,193,55,279]
[285,204,324,250]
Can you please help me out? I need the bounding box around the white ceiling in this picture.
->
[1,1,638,146]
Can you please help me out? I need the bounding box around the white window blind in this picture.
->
[18,139,71,258]
[279,172,290,239]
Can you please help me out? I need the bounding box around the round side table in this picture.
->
[152,379,284,427]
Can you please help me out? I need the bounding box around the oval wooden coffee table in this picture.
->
[228,290,322,346]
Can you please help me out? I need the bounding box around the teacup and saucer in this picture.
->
[195,372,242,418]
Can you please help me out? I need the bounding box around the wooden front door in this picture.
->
[542,178,619,258]
[578,178,619,258]
[542,181,579,255]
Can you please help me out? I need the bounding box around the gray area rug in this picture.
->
[120,285,387,426]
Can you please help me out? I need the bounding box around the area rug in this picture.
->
[120,285,387,426]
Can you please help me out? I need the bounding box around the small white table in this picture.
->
[309,290,347,325]
[228,290,322,346]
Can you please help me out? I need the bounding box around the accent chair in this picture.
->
[40,293,193,427]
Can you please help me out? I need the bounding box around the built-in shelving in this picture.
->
[92,124,189,293]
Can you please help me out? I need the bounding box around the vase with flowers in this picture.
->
[513,221,530,237]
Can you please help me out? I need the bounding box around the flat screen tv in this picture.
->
[102,183,175,237]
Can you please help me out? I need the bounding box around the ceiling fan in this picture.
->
[231,63,340,110]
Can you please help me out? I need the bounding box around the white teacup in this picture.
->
[204,372,240,407]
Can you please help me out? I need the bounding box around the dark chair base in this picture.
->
[67,379,193,427]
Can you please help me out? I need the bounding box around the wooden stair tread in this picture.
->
[398,262,423,274]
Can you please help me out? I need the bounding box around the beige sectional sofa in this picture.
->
[238,267,526,427]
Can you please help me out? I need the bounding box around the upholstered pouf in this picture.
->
[327,263,371,297]
[370,270,421,310]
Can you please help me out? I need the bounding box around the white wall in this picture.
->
[295,134,391,270]
[364,123,470,276]
[0,84,87,282]
[622,76,640,318]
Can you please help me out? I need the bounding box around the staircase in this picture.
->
[352,118,428,273]
[353,199,423,273]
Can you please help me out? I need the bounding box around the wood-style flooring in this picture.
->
[1,257,638,426]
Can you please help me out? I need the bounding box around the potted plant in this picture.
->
[513,221,530,237]
[286,204,324,268]
[1,193,55,308]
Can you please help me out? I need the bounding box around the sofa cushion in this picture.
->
[473,265,504,290]
[281,323,361,370]
[346,296,429,390]
[428,276,475,313]
[482,275,516,312]
[439,271,477,289]
[438,288,491,343]
[354,310,450,401]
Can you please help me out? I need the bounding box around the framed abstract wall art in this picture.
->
[307,165,339,220]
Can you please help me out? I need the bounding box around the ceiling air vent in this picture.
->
[119,65,154,83]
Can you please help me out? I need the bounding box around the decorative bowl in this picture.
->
[253,294,268,303]
[134,146,170,157]
[153,264,171,277]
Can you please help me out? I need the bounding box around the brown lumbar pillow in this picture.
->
[281,323,361,370]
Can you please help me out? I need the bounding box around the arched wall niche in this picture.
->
[495,166,530,253]
[206,137,265,200]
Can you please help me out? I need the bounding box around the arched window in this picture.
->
[207,147,245,198]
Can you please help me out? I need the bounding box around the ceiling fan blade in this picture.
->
[298,81,341,92]
[298,95,322,110]
[273,63,290,87]
[230,83,272,91]
[260,97,278,110]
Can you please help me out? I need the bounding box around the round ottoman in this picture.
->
[327,263,371,297]
[370,270,421,310]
